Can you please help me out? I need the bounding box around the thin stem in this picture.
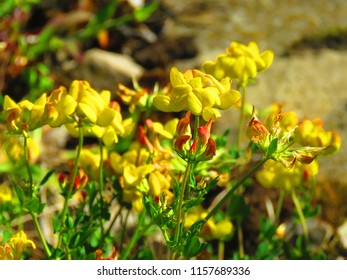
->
[23,134,52,258]
[120,209,131,251]
[237,220,244,259]
[98,139,105,246]
[217,240,225,260]
[23,135,33,197]
[104,205,123,237]
[172,160,193,259]
[204,157,268,224]
[29,211,52,258]
[291,189,309,242]
[237,85,246,150]
[56,125,84,252]
[119,210,146,260]
[275,189,285,222]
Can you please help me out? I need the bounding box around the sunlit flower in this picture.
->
[153,67,240,121]
[256,159,319,192]
[7,230,36,260]
[203,41,274,86]
[294,118,341,155]
[2,94,55,135]
[247,108,328,168]
[53,80,125,146]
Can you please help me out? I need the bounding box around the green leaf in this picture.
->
[183,236,206,259]
[14,184,25,205]
[39,169,55,186]
[26,197,46,215]
[134,2,159,22]
[183,197,204,212]
[266,138,278,157]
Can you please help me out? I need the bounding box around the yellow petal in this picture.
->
[96,107,115,127]
[170,67,186,87]
[187,92,202,115]
[78,103,97,123]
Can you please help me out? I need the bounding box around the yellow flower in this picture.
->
[7,230,36,260]
[148,170,171,196]
[0,182,12,204]
[2,94,55,135]
[52,81,125,146]
[247,108,329,168]
[117,83,148,113]
[79,148,107,180]
[47,86,77,127]
[153,67,240,121]
[120,163,155,212]
[0,244,13,260]
[185,205,233,240]
[256,159,319,192]
[294,118,341,155]
[203,41,274,86]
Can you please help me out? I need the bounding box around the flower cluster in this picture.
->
[109,117,177,212]
[174,112,217,162]
[256,159,318,192]
[0,230,36,260]
[246,107,339,168]
[203,41,274,86]
[153,67,240,121]
[2,80,129,146]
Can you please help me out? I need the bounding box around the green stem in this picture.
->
[29,211,52,258]
[237,85,246,150]
[120,209,131,251]
[98,139,105,246]
[172,160,193,259]
[23,134,52,258]
[104,206,123,238]
[203,157,268,224]
[23,135,33,197]
[291,189,309,242]
[218,240,225,260]
[119,210,146,260]
[275,189,285,222]
[237,220,244,259]
[56,125,84,252]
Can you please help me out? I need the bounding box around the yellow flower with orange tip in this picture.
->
[7,230,36,260]
[247,107,329,168]
[117,83,149,113]
[2,94,56,135]
[203,41,274,86]
[0,244,13,260]
[256,159,319,192]
[153,67,240,121]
